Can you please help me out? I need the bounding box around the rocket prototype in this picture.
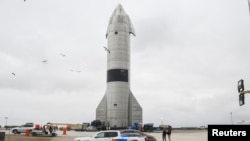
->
[96,4,142,129]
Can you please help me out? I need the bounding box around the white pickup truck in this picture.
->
[73,130,146,141]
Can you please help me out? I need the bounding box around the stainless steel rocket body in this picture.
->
[96,4,142,128]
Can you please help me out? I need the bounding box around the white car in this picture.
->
[86,126,97,131]
[73,130,146,141]
[11,123,35,134]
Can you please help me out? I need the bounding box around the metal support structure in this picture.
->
[237,79,249,106]
[239,90,250,106]
[4,117,8,127]
[239,90,250,95]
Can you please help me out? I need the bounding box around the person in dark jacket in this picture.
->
[167,125,172,141]
[162,128,167,141]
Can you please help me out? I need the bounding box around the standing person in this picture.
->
[167,125,172,141]
[49,126,53,134]
[162,128,167,141]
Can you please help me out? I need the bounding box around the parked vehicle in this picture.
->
[120,129,157,141]
[11,123,35,134]
[73,130,146,141]
[142,123,154,132]
[86,126,98,131]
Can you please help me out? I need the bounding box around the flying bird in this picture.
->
[42,60,48,64]
[12,72,15,76]
[103,46,110,53]
[60,53,66,57]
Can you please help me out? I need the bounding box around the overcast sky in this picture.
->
[1,0,250,128]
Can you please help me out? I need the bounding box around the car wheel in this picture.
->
[12,129,18,134]
[52,133,56,137]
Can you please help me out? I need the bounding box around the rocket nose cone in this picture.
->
[113,4,127,16]
[116,3,123,9]
[106,4,136,37]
